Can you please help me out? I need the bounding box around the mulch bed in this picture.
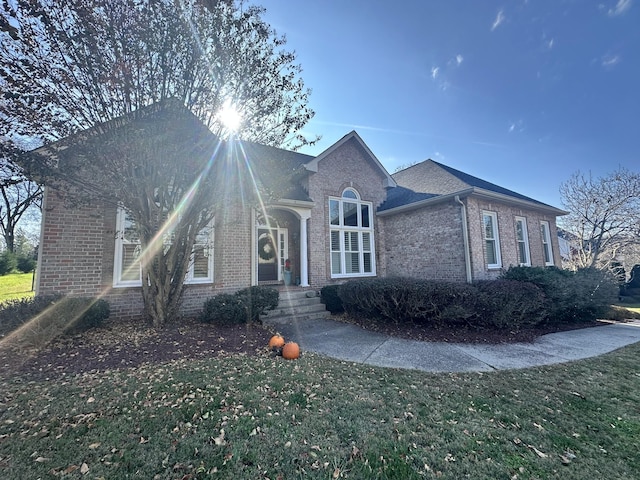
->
[338,314,605,344]
[0,319,275,380]
[1,315,606,380]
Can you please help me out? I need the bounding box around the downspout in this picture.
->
[455,195,472,283]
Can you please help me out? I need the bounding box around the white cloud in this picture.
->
[608,0,632,16]
[508,119,525,133]
[546,38,554,49]
[431,66,440,79]
[455,54,464,65]
[602,54,621,68]
[491,9,505,31]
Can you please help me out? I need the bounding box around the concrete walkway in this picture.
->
[271,318,640,372]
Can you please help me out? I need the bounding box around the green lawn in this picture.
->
[1,343,639,479]
[0,272,35,304]
[620,304,640,314]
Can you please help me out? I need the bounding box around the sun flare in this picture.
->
[218,99,242,132]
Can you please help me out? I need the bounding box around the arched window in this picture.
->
[328,188,375,277]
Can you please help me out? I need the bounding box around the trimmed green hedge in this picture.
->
[0,295,110,349]
[501,266,618,324]
[320,284,344,314]
[335,268,617,331]
[200,286,279,325]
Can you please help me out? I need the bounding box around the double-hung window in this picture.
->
[515,216,531,266]
[329,188,375,277]
[482,211,502,269]
[113,207,214,287]
[540,221,554,266]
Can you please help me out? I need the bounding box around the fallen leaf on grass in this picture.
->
[527,445,548,458]
[80,462,89,474]
[213,429,225,446]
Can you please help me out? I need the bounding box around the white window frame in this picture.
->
[515,216,531,266]
[113,207,214,287]
[328,188,376,278]
[540,221,554,266]
[482,211,502,269]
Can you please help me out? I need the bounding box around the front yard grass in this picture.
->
[0,272,35,304]
[1,343,639,479]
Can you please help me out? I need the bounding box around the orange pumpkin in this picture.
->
[282,342,300,360]
[268,334,285,350]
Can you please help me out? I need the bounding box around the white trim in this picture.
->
[515,216,531,266]
[113,207,142,287]
[540,221,554,266]
[113,207,214,287]
[377,187,567,217]
[482,210,502,269]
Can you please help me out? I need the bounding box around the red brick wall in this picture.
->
[38,187,254,320]
[380,201,468,282]
[306,137,389,287]
[466,197,562,280]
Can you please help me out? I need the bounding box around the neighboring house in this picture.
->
[34,105,566,319]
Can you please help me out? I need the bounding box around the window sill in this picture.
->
[330,272,376,279]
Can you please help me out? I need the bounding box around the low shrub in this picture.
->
[338,278,479,326]
[63,298,110,334]
[321,284,344,313]
[601,305,640,321]
[236,286,279,322]
[200,293,246,325]
[0,294,62,336]
[474,280,546,330]
[501,266,618,323]
[0,296,110,350]
[200,286,279,325]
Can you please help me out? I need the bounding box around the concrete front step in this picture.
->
[262,287,329,325]
[263,310,332,326]
[268,300,326,317]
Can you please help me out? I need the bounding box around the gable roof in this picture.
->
[304,131,397,188]
[379,159,566,215]
[28,99,317,203]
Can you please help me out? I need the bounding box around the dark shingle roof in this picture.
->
[234,140,314,202]
[377,186,438,211]
[431,160,551,206]
[381,159,560,212]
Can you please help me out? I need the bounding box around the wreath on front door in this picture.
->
[258,235,276,261]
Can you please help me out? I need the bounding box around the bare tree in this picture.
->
[0,160,42,253]
[559,167,640,270]
[1,0,316,327]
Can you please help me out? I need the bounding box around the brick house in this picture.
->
[35,108,566,319]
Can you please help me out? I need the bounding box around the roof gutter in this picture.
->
[377,187,567,217]
[471,188,568,216]
[455,195,473,283]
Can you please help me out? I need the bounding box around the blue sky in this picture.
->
[259,0,639,208]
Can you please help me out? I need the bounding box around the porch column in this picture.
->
[299,213,310,287]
